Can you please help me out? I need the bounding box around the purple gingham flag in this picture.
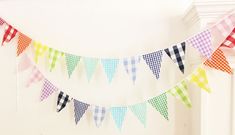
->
[92,106,106,127]
[123,56,141,83]
[40,79,58,101]
[143,50,163,79]
[187,30,212,59]
[74,99,90,124]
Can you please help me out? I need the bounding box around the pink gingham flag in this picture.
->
[40,79,58,101]
[0,17,5,26]
[187,30,213,59]
[26,66,44,87]
[18,54,32,72]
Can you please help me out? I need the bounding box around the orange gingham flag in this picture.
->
[17,32,32,56]
[204,49,233,74]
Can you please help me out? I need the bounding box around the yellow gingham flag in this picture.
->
[33,41,48,63]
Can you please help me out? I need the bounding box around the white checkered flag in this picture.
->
[92,106,106,127]
[164,42,186,73]
[57,91,72,112]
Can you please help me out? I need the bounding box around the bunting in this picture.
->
[111,107,127,130]
[123,56,141,83]
[204,49,233,74]
[189,67,211,92]
[2,24,18,45]
[164,42,186,73]
[129,103,147,126]
[33,41,48,63]
[65,53,80,77]
[74,100,90,124]
[57,91,72,112]
[26,66,44,87]
[40,79,58,101]
[48,48,63,71]
[18,54,32,72]
[17,32,32,56]
[93,106,106,127]
[101,59,119,83]
[221,27,235,48]
[143,50,163,79]
[0,17,5,25]
[83,57,98,82]
[148,93,168,120]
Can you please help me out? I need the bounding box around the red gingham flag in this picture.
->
[221,27,235,48]
[17,32,32,56]
[2,24,18,45]
[26,66,44,87]
[0,17,5,26]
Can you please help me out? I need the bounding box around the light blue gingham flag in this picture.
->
[74,99,90,124]
[129,103,147,126]
[111,107,127,130]
[101,59,119,83]
[83,57,99,82]
[123,56,141,83]
[143,50,163,79]
[93,106,106,127]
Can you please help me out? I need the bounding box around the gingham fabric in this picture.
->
[148,93,168,120]
[17,32,32,56]
[26,66,44,87]
[189,67,211,92]
[2,24,18,45]
[83,57,98,82]
[204,49,233,74]
[40,79,58,101]
[0,17,5,26]
[92,106,106,127]
[74,99,90,124]
[111,107,127,130]
[129,103,147,126]
[165,42,186,73]
[143,50,163,80]
[187,30,212,59]
[33,41,48,63]
[65,53,81,78]
[221,27,235,48]
[57,91,72,112]
[123,56,141,83]
[101,59,119,83]
[48,48,63,71]
[18,54,32,72]
[168,80,192,108]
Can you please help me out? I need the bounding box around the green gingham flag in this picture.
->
[148,93,168,120]
[48,48,63,71]
[129,103,147,126]
[83,57,99,82]
[65,53,81,77]
[168,80,192,108]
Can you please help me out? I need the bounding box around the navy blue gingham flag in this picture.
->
[123,56,141,83]
[74,99,90,124]
[143,50,163,79]
[93,106,106,127]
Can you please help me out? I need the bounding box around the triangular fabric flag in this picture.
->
[48,48,63,71]
[148,93,168,120]
[189,67,211,92]
[92,106,106,127]
[17,32,32,56]
[129,103,147,126]
[40,79,58,101]
[143,50,163,79]
[33,41,48,63]
[187,30,213,59]
[221,27,235,48]
[83,57,98,82]
[165,42,186,73]
[204,49,233,74]
[57,91,72,112]
[2,24,18,45]
[123,56,141,83]
[0,17,5,26]
[111,107,127,130]
[74,99,90,124]
[101,59,119,83]
[26,66,44,87]
[18,54,32,72]
[168,80,192,108]
[65,53,81,77]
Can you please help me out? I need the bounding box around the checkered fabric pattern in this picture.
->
[168,80,192,108]
[0,17,5,26]
[48,48,63,71]
[74,99,90,124]
[129,103,147,126]
[189,67,211,93]
[2,24,18,45]
[93,106,106,127]
[148,93,168,120]
[204,49,233,74]
[40,79,58,101]
[83,57,98,82]
[164,42,186,73]
[18,54,32,72]
[123,56,141,83]
[57,91,72,112]
[33,41,48,63]
[143,50,163,80]
[17,32,32,56]
[111,107,127,130]
[187,30,212,59]
[26,66,44,87]
[101,59,119,83]
[65,53,81,78]
[221,27,235,48]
